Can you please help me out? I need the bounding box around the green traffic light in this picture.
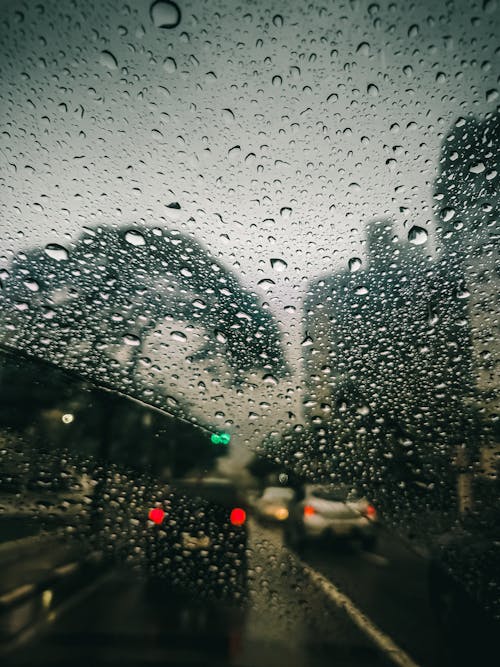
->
[211,432,231,445]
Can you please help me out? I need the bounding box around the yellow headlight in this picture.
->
[275,507,289,521]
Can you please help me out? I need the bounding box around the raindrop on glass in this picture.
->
[150,0,181,28]
[100,50,118,70]
[408,225,428,245]
[44,243,69,261]
[125,230,146,246]
[270,258,287,272]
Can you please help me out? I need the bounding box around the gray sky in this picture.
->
[1,0,498,450]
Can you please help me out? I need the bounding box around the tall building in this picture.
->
[434,111,500,480]
[303,218,472,504]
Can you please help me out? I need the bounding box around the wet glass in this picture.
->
[0,1,498,666]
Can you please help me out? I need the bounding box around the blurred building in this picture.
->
[434,111,500,494]
[302,218,472,510]
[298,111,499,514]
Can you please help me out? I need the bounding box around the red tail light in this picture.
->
[230,507,246,526]
[148,507,165,525]
[303,504,316,517]
[364,504,377,519]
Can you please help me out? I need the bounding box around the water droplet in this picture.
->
[222,108,235,122]
[348,257,362,272]
[263,374,278,385]
[272,14,283,27]
[486,89,499,103]
[100,50,118,70]
[215,330,227,344]
[367,83,379,97]
[150,0,181,29]
[469,162,485,174]
[355,286,369,295]
[440,207,455,222]
[280,207,292,219]
[23,279,39,292]
[356,41,370,55]
[44,243,69,261]
[192,299,206,309]
[483,0,497,15]
[301,335,313,347]
[163,57,177,73]
[408,225,428,245]
[123,334,141,346]
[124,230,146,246]
[170,330,187,342]
[270,258,287,272]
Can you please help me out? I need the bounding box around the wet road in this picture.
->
[1,519,445,667]
[299,527,443,667]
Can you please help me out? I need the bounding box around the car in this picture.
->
[145,477,249,601]
[285,484,378,552]
[254,485,295,523]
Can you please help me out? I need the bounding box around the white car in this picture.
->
[254,486,296,523]
[285,484,378,551]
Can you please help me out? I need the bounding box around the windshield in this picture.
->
[0,1,498,666]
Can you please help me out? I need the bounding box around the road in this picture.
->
[0,518,447,667]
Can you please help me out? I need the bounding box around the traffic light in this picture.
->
[211,432,231,445]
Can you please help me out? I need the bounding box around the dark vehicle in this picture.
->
[145,478,249,601]
[285,484,378,552]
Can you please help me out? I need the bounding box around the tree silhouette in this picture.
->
[0,225,287,419]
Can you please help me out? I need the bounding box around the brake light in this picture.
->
[364,504,377,519]
[148,507,165,525]
[303,504,316,517]
[230,507,246,526]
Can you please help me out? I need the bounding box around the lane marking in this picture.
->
[54,561,79,577]
[361,551,389,566]
[0,583,35,606]
[301,562,420,667]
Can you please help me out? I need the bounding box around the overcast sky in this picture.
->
[1,0,498,450]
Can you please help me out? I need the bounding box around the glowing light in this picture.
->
[229,507,246,526]
[275,507,289,521]
[42,589,53,609]
[148,507,165,525]
[61,413,74,424]
[365,504,377,519]
[211,432,231,445]
[303,505,316,517]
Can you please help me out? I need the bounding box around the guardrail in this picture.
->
[0,531,106,648]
